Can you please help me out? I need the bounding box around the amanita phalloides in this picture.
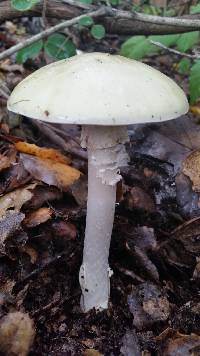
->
[7,53,189,312]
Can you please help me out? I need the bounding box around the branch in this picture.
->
[0,7,106,61]
[150,40,200,59]
[1,0,200,36]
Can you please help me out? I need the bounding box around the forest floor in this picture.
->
[0,11,200,356]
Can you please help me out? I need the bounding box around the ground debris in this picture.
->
[120,329,141,356]
[128,282,170,330]
[23,207,53,228]
[20,153,81,191]
[0,211,24,255]
[156,328,200,356]
[0,311,35,356]
[0,183,36,218]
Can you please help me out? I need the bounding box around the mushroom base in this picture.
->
[79,126,129,312]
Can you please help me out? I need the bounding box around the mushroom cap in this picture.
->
[7,52,188,126]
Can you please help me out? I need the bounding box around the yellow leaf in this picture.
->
[190,105,200,116]
[20,154,81,191]
[15,141,71,164]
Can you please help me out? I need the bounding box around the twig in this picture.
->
[0,7,106,61]
[32,119,88,161]
[150,40,200,59]
[0,81,10,99]
[62,0,92,10]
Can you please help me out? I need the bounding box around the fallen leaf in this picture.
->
[120,330,141,356]
[24,185,62,210]
[124,186,156,213]
[0,183,36,218]
[52,220,77,240]
[128,283,170,330]
[0,211,25,255]
[0,161,31,195]
[20,245,38,264]
[183,149,200,192]
[0,147,16,172]
[15,141,71,164]
[20,154,81,191]
[0,312,35,356]
[83,350,104,356]
[23,207,53,228]
[190,105,200,117]
[157,328,200,356]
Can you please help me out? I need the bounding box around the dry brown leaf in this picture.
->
[157,328,200,356]
[0,312,35,356]
[21,245,38,264]
[15,141,71,164]
[83,350,104,356]
[0,147,16,172]
[23,207,53,228]
[182,150,200,192]
[0,183,37,218]
[20,154,81,191]
[190,105,200,117]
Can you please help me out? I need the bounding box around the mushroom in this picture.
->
[7,52,189,312]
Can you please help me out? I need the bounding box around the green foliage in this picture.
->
[177,58,191,75]
[11,0,39,11]
[79,16,94,27]
[189,61,200,104]
[79,0,93,3]
[91,24,106,40]
[16,40,43,63]
[110,0,120,5]
[190,4,200,14]
[176,32,199,53]
[120,34,179,60]
[44,34,76,60]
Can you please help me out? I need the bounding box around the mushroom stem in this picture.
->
[80,126,129,312]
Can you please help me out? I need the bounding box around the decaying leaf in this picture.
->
[51,220,77,240]
[0,147,16,172]
[0,312,35,356]
[83,350,103,356]
[23,207,53,228]
[171,216,200,254]
[20,154,81,191]
[183,149,200,192]
[120,330,141,356]
[0,183,36,218]
[0,211,25,255]
[157,328,200,356]
[128,283,170,330]
[15,141,71,164]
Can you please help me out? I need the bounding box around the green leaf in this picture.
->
[44,34,76,60]
[120,34,180,60]
[120,36,147,59]
[11,0,39,11]
[79,16,94,27]
[176,32,199,52]
[16,40,43,63]
[190,4,200,14]
[177,58,191,75]
[80,0,93,3]
[149,34,180,48]
[189,60,200,104]
[91,24,106,40]
[110,0,120,5]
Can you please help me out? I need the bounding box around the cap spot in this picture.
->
[44,110,49,116]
